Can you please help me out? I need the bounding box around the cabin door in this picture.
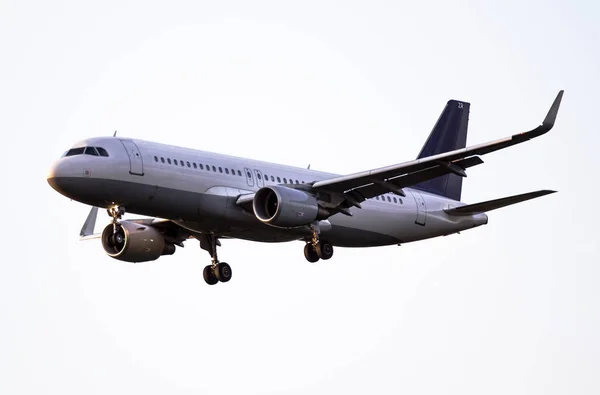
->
[120,140,144,176]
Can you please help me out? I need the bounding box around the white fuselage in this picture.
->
[47,137,488,247]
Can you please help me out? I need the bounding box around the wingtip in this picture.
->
[543,90,564,128]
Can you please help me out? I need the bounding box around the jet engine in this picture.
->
[101,221,176,263]
[253,185,329,228]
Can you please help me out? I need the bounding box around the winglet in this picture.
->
[80,206,98,237]
[514,90,564,142]
[543,90,564,128]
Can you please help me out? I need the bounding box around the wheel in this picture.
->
[304,243,320,263]
[215,262,232,282]
[203,265,219,285]
[109,227,125,248]
[318,240,334,260]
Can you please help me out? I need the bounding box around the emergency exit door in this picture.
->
[411,190,427,226]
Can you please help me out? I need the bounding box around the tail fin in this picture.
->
[413,99,470,201]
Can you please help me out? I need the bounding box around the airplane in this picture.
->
[47,91,563,285]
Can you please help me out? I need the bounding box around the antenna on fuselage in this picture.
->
[307,164,311,169]
[113,130,117,137]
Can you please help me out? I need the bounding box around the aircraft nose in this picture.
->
[47,160,73,195]
[47,159,66,181]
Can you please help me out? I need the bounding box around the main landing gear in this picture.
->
[199,234,232,285]
[303,225,334,263]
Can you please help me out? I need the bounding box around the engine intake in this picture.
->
[253,185,328,228]
[101,221,176,263]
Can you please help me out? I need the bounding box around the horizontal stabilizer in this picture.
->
[445,190,556,216]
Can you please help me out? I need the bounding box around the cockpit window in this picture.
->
[63,146,109,157]
[84,147,99,156]
[65,147,85,157]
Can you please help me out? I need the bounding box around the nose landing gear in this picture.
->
[103,205,127,252]
[107,205,125,231]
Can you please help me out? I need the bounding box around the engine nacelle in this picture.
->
[253,185,328,228]
[101,221,176,263]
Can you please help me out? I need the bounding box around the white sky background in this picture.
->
[1,0,599,394]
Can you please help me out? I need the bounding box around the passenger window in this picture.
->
[295,180,299,184]
[154,155,158,162]
[271,176,275,182]
[257,173,262,179]
[387,196,391,202]
[199,164,203,169]
[212,166,216,172]
[225,168,229,174]
[264,173,268,180]
[167,158,172,164]
[193,163,197,169]
[246,171,252,178]
[217,167,222,173]
[161,157,165,163]
[174,159,178,165]
[393,197,397,203]
[84,147,99,156]
[283,178,287,183]
[181,160,185,167]
[399,198,403,204]
[237,170,242,176]
[206,164,210,171]
[277,177,281,182]
[231,168,235,175]
[96,147,109,157]
[187,161,191,167]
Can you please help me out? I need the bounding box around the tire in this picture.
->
[203,265,219,285]
[318,241,334,260]
[304,244,320,263]
[215,262,232,283]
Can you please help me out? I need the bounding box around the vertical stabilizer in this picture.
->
[413,99,470,201]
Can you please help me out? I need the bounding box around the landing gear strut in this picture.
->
[304,224,334,262]
[199,234,232,285]
[107,205,125,246]
[107,205,125,229]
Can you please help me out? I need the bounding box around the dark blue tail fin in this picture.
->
[413,99,470,201]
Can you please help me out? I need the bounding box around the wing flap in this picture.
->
[444,190,556,216]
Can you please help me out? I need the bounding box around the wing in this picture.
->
[311,90,563,203]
